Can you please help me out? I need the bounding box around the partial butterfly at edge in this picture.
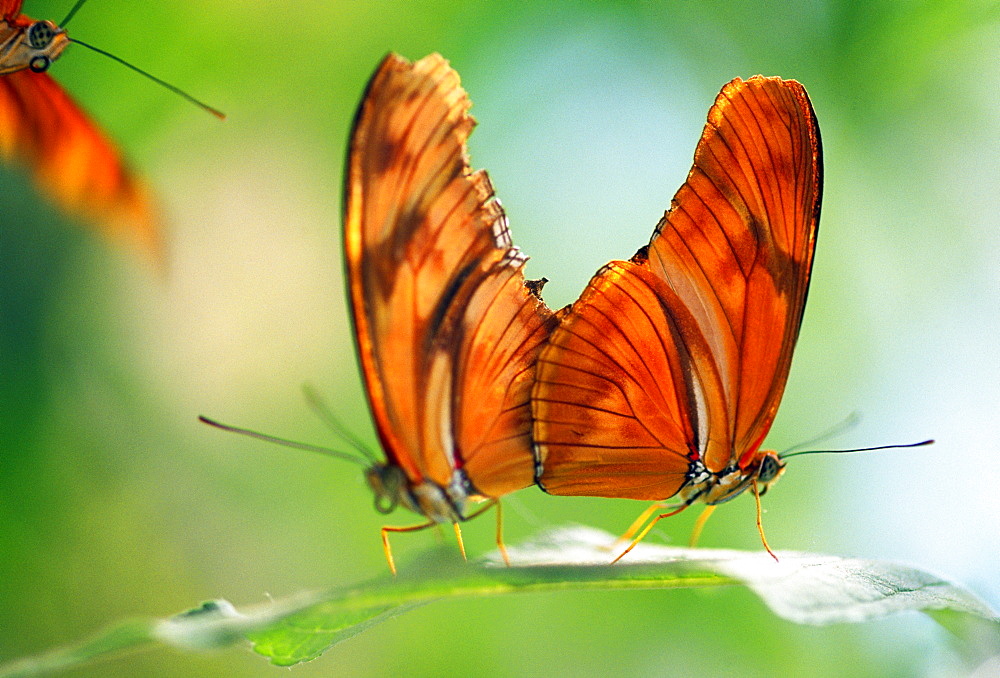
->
[1,0,157,259]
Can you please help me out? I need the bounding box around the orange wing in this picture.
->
[0,69,160,257]
[0,1,22,21]
[534,76,821,498]
[345,53,554,501]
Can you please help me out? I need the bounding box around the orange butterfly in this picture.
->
[0,0,158,257]
[200,54,555,574]
[532,76,822,561]
[203,53,554,574]
[341,52,557,573]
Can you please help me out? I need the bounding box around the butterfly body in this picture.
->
[674,449,785,507]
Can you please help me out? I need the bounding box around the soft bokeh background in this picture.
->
[2,1,997,676]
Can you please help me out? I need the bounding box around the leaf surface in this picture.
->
[1,527,995,676]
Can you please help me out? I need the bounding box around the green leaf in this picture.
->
[1,527,996,677]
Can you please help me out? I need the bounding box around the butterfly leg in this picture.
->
[381,520,435,576]
[611,503,691,564]
[688,505,718,547]
[462,499,499,520]
[493,499,511,567]
[452,523,468,560]
[452,499,502,563]
[607,502,675,553]
[751,479,779,562]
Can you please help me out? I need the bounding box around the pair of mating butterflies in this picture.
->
[0,4,851,571]
[335,53,822,573]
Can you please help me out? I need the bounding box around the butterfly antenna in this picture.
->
[198,415,369,467]
[781,411,861,455]
[301,384,379,464]
[60,0,89,27]
[68,38,225,119]
[780,439,934,460]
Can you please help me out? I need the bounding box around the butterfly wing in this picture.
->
[0,1,23,21]
[646,77,822,471]
[345,53,554,501]
[534,76,821,497]
[0,70,160,257]
[533,257,729,499]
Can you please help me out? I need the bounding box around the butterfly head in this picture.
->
[7,20,69,74]
[753,450,787,496]
[729,447,787,497]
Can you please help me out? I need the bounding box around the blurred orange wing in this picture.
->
[0,1,23,21]
[534,76,822,498]
[0,70,160,257]
[345,53,555,499]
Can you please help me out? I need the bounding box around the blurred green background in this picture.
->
[2,0,997,676]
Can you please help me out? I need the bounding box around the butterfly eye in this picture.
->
[28,56,51,73]
[757,454,784,486]
[27,21,57,50]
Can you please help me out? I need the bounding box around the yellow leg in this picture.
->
[689,505,718,547]
[494,499,510,567]
[452,499,499,563]
[463,499,498,521]
[380,500,504,575]
[611,503,690,564]
[607,502,673,552]
[381,520,435,576]
[752,479,778,562]
[453,522,467,561]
